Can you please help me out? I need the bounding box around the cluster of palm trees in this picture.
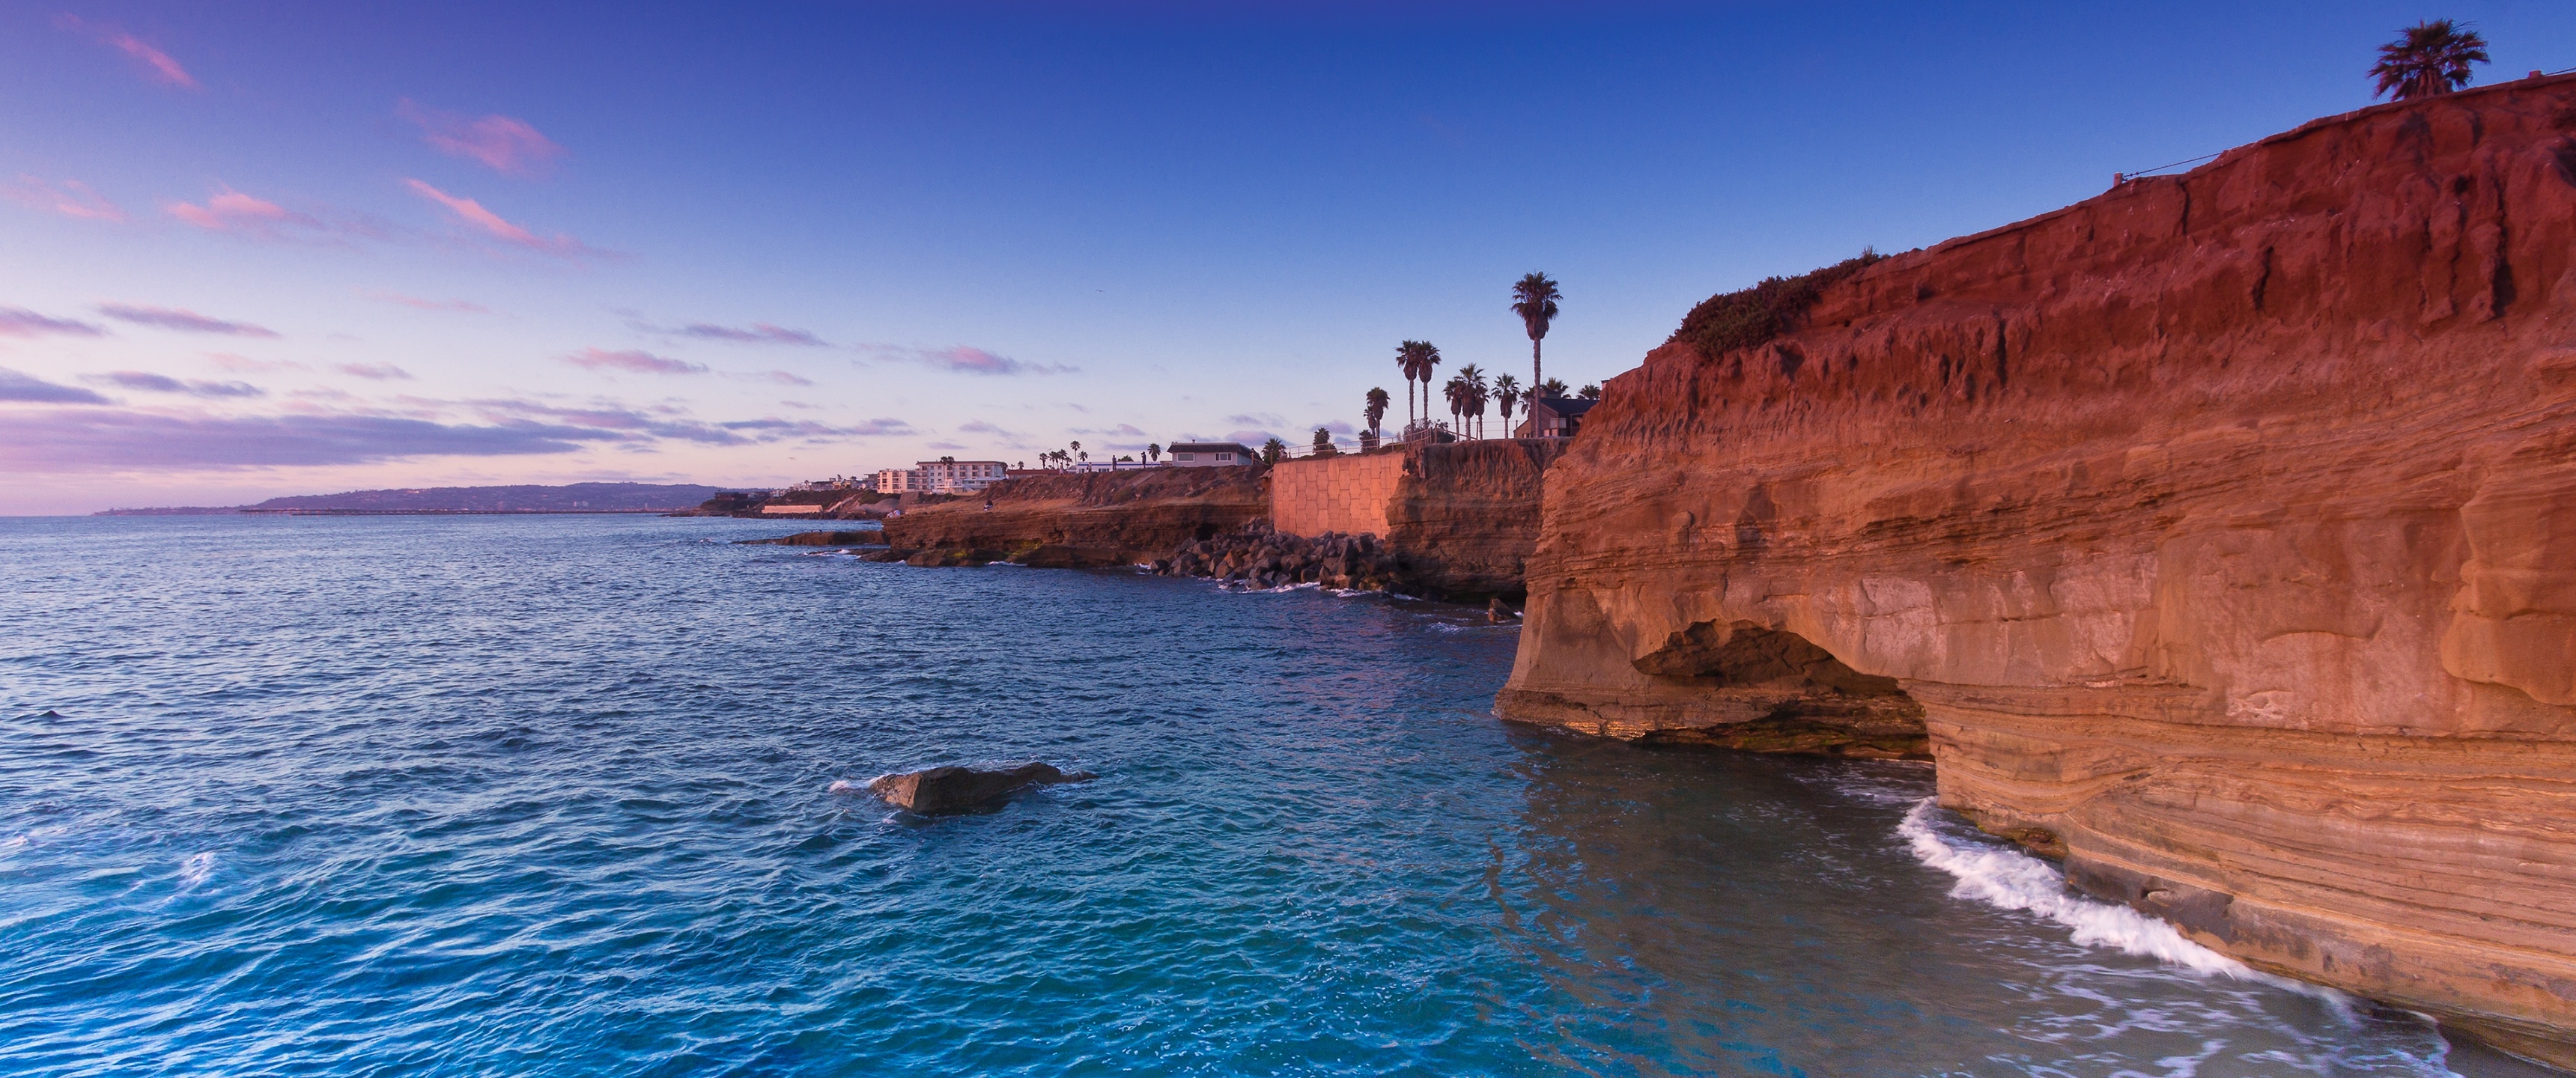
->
[1038,442,1086,470]
[1362,272,1572,444]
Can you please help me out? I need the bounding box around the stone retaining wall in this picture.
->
[1269,448,1408,538]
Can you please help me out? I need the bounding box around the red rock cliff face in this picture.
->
[1499,78,2576,1064]
[881,468,1264,563]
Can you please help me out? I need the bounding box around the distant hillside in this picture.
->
[97,482,729,515]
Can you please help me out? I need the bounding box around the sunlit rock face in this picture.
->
[1499,76,2576,1065]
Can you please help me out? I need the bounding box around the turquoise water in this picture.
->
[0,516,2540,1076]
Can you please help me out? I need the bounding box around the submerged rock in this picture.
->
[867,762,1096,814]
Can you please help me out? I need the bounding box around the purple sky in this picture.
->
[6,1,2572,513]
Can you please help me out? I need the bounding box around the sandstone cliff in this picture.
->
[1499,76,2576,1064]
[879,467,1265,566]
[1384,440,1565,600]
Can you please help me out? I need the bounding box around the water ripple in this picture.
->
[0,516,2536,1077]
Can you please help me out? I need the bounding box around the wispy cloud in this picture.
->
[0,306,106,338]
[97,304,279,338]
[0,409,614,471]
[862,344,1075,376]
[0,367,111,404]
[1069,423,1149,438]
[461,397,911,444]
[396,100,567,178]
[335,362,412,380]
[166,188,300,231]
[563,348,705,376]
[7,177,124,222]
[723,369,813,386]
[958,419,1023,437]
[55,16,198,90]
[85,371,265,398]
[402,178,599,258]
[664,322,827,347]
[363,290,487,314]
[1223,412,1284,427]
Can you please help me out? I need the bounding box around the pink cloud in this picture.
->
[396,100,567,177]
[401,178,598,258]
[563,348,706,376]
[0,306,106,338]
[165,187,315,234]
[96,304,279,338]
[55,16,199,90]
[7,177,124,222]
[335,362,413,380]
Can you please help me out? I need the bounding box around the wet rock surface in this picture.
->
[734,530,885,546]
[868,763,1096,814]
[1146,521,1404,591]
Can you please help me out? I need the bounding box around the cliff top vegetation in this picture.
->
[1671,249,1885,359]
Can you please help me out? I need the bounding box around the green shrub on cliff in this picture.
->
[1672,249,1883,358]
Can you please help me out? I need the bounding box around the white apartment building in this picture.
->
[1165,442,1259,466]
[878,460,1009,495]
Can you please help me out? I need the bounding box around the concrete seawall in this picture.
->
[1270,440,1567,600]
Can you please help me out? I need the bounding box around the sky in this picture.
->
[4,0,2572,514]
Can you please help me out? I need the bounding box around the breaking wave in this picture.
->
[1898,799,2276,982]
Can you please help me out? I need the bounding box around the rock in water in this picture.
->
[867,762,1096,814]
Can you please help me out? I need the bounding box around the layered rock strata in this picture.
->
[880,467,1265,567]
[1498,77,2576,1063]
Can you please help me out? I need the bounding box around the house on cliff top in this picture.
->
[1167,441,1259,466]
[1516,397,1595,439]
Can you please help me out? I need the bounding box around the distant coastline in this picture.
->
[95,481,728,517]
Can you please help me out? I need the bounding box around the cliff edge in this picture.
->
[1499,76,2576,1063]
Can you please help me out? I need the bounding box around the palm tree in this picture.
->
[1396,340,1442,436]
[1394,341,1419,431]
[1364,387,1389,438]
[1454,364,1486,439]
[1260,436,1287,466]
[1510,272,1562,391]
[1537,377,1569,399]
[1147,443,1161,463]
[1415,342,1442,436]
[1578,383,1600,399]
[1491,374,1521,438]
[2372,20,2488,100]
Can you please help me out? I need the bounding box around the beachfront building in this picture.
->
[1165,441,1259,466]
[920,459,1010,493]
[1516,398,1597,439]
[875,467,929,494]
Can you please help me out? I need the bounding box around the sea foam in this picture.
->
[1898,799,2276,983]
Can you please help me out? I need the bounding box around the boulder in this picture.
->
[868,762,1096,814]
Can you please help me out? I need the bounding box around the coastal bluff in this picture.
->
[878,442,1558,600]
[1498,76,2576,1063]
[879,466,1267,567]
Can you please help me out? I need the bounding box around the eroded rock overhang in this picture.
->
[1498,76,2576,1066]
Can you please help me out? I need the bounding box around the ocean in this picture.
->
[0,515,2544,1077]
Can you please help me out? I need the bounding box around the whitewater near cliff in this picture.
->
[1501,74,2576,1065]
